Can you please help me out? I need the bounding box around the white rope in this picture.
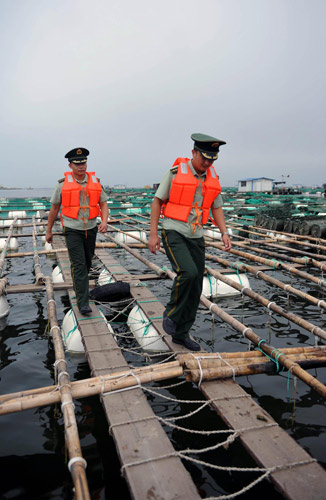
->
[267,301,276,310]
[50,326,60,334]
[57,371,70,384]
[68,456,87,472]
[241,327,251,338]
[216,353,236,381]
[61,400,75,410]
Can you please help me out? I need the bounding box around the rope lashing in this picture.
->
[68,457,87,472]
[257,340,285,374]
[61,400,75,410]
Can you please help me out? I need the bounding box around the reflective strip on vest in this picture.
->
[67,174,74,182]
[180,163,188,174]
[209,167,217,178]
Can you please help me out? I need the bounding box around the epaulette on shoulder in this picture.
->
[58,178,65,183]
[170,166,178,175]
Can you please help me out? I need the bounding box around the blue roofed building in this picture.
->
[237,177,274,192]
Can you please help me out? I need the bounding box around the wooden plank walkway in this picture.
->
[96,248,326,500]
[51,237,200,500]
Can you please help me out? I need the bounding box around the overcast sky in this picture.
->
[1,0,325,188]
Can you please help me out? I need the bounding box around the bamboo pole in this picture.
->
[0,360,181,404]
[103,233,167,277]
[235,240,313,265]
[205,267,326,341]
[187,358,326,382]
[311,259,326,272]
[200,294,326,398]
[44,276,90,500]
[204,239,283,269]
[32,216,45,285]
[205,239,326,288]
[205,252,326,311]
[179,346,326,364]
[247,238,326,260]
[183,351,326,370]
[0,364,183,416]
[229,221,326,245]
[0,216,18,277]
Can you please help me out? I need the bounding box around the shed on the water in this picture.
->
[238,177,274,192]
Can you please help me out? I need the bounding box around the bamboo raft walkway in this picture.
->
[2,215,326,499]
[51,235,200,500]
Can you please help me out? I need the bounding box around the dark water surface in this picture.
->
[1,191,326,499]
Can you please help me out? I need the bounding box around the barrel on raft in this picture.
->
[127,305,169,353]
[61,308,114,353]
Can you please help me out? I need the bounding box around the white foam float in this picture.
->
[204,228,233,240]
[52,265,64,283]
[0,238,18,250]
[202,273,251,298]
[98,269,116,285]
[44,241,53,251]
[61,308,114,352]
[127,305,169,352]
[0,295,10,319]
[125,208,142,214]
[8,210,26,219]
[0,219,14,228]
[113,230,147,244]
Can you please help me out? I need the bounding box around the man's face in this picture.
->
[192,150,216,175]
[69,161,87,178]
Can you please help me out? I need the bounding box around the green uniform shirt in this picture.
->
[50,174,108,230]
[155,160,224,239]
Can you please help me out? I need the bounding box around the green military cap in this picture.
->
[191,133,226,160]
[65,147,90,164]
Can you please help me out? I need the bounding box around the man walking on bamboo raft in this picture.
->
[148,133,231,350]
[46,147,108,315]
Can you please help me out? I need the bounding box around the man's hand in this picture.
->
[46,230,53,243]
[98,221,108,233]
[222,233,232,251]
[148,235,161,254]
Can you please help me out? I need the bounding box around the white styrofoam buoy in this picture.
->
[0,238,18,250]
[202,273,251,298]
[126,208,142,214]
[98,269,116,285]
[8,210,27,219]
[0,219,14,228]
[204,228,233,240]
[52,265,64,283]
[113,230,147,244]
[61,308,113,352]
[0,295,10,319]
[127,305,169,352]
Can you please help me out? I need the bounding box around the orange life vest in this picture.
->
[163,158,221,226]
[61,171,102,221]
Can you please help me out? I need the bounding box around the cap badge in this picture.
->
[76,149,82,155]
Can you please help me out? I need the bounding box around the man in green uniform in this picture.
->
[46,147,108,315]
[148,133,231,350]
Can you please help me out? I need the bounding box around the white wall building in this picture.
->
[237,177,274,192]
